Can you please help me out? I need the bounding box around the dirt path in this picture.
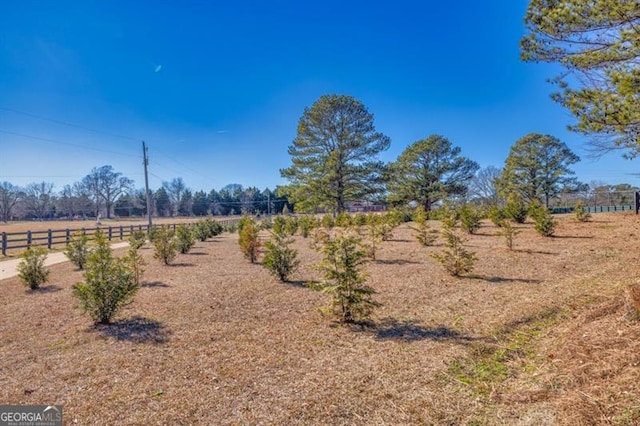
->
[0,242,129,281]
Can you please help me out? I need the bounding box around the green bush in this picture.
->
[488,206,508,227]
[353,213,368,227]
[574,201,591,222]
[128,230,147,250]
[147,226,160,242]
[72,231,138,324]
[175,224,195,254]
[238,217,261,263]
[459,205,482,234]
[18,247,50,290]
[311,232,380,323]
[529,201,556,237]
[431,225,476,277]
[499,220,520,250]
[272,216,288,235]
[263,231,300,281]
[297,215,319,238]
[193,221,211,241]
[123,245,146,285]
[335,212,352,228]
[412,208,437,246]
[284,216,299,236]
[153,227,177,265]
[505,196,528,223]
[321,213,335,228]
[64,231,90,270]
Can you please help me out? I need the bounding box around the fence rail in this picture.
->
[1,218,240,256]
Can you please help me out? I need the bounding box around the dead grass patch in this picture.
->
[0,213,639,424]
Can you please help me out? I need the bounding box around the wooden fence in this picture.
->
[1,218,241,256]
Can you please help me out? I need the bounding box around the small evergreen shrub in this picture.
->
[238,217,261,263]
[311,233,380,323]
[321,213,335,228]
[499,220,519,250]
[263,231,300,281]
[335,212,352,228]
[297,215,318,238]
[284,216,299,236]
[147,226,160,242]
[353,213,368,226]
[193,221,211,241]
[175,224,195,254]
[488,206,508,227]
[505,196,528,223]
[459,205,482,234]
[529,201,556,237]
[123,245,146,285]
[17,247,49,290]
[431,225,477,277]
[205,219,223,236]
[237,215,254,234]
[364,218,385,260]
[574,201,591,222]
[260,216,273,230]
[72,231,138,324]
[412,208,438,246]
[128,230,147,250]
[153,227,177,265]
[272,216,288,235]
[64,231,90,270]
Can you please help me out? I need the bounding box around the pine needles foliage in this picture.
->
[18,246,49,290]
[64,230,90,270]
[311,232,380,324]
[72,230,138,324]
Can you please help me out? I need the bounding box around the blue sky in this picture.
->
[1,1,638,193]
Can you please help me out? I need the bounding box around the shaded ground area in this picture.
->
[1,213,638,424]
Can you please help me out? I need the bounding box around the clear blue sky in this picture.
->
[1,0,638,193]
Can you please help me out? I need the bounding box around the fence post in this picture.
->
[66,229,70,244]
[2,232,6,256]
[27,230,32,247]
[636,191,640,215]
[48,229,52,249]
[119,225,123,240]
[108,226,112,241]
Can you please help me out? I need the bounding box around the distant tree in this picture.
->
[58,183,94,219]
[497,133,580,207]
[178,189,193,216]
[387,135,479,212]
[280,94,390,213]
[468,166,502,206]
[81,165,133,218]
[163,178,187,216]
[0,181,22,222]
[154,187,172,217]
[192,190,209,216]
[24,182,55,220]
[521,0,640,156]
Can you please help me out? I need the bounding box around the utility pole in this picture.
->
[142,141,153,228]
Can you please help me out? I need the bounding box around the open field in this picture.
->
[1,213,639,425]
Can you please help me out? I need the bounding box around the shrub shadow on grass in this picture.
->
[29,285,62,293]
[375,259,421,265]
[513,249,556,255]
[465,275,542,284]
[372,318,476,343]
[141,281,170,288]
[551,235,594,239]
[170,262,194,267]
[95,316,170,344]
[285,280,321,288]
[188,251,208,256]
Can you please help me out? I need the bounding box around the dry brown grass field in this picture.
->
[1,213,639,425]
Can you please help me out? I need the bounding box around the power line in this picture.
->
[0,106,140,142]
[150,146,216,185]
[0,129,140,158]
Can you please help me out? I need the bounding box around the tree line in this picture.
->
[0,169,292,222]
